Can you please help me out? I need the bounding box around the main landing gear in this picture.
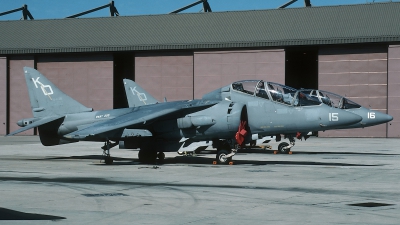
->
[138,150,165,163]
[102,140,118,165]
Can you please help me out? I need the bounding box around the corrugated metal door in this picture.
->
[9,56,35,135]
[388,45,400,137]
[318,46,388,137]
[194,50,285,99]
[135,52,194,102]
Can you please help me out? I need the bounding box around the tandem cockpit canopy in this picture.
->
[231,80,321,107]
[301,89,361,109]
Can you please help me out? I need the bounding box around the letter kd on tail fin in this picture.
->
[31,77,54,99]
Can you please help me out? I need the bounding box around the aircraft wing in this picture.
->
[64,107,180,140]
[6,116,64,136]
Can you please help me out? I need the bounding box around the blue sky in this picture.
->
[0,0,398,20]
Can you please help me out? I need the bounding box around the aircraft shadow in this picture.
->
[0,207,65,220]
[214,149,399,156]
[159,156,379,167]
[34,154,381,167]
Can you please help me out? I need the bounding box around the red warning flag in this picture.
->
[235,120,247,146]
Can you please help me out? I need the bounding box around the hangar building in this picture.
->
[0,2,399,137]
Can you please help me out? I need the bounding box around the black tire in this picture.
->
[138,150,145,162]
[138,150,157,163]
[157,152,165,160]
[216,149,232,165]
[104,156,113,165]
[278,142,290,154]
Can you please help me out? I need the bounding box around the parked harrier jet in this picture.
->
[8,67,222,164]
[123,78,362,163]
[301,89,393,129]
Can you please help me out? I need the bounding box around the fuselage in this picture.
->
[202,80,363,139]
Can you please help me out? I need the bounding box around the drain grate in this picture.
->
[82,193,128,197]
[348,202,394,208]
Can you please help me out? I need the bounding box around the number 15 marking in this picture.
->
[329,113,339,121]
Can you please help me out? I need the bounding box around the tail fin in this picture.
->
[24,67,92,118]
[123,79,158,107]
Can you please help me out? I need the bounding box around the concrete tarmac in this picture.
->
[0,136,399,224]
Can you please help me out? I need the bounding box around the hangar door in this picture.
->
[194,50,285,99]
[318,46,388,137]
[8,56,35,135]
[36,54,114,112]
[0,57,6,135]
[388,45,400,137]
[135,52,194,101]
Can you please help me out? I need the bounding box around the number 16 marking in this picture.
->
[368,112,375,119]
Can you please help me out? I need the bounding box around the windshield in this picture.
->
[232,80,259,96]
[302,89,361,109]
[232,80,321,106]
[293,91,321,106]
[266,82,297,105]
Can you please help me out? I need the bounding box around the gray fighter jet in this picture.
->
[123,79,362,163]
[9,67,220,164]
[7,68,363,164]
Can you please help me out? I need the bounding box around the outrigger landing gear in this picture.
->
[277,135,295,154]
[101,140,118,165]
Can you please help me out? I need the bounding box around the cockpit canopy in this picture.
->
[301,89,361,109]
[231,80,321,107]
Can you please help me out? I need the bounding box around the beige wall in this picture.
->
[9,56,35,135]
[388,45,400,137]
[135,52,194,101]
[36,54,113,111]
[193,50,285,99]
[318,46,388,137]
[0,57,6,135]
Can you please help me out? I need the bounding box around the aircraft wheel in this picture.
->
[138,150,157,163]
[138,150,145,162]
[157,152,165,160]
[104,156,113,165]
[278,142,290,154]
[216,150,232,165]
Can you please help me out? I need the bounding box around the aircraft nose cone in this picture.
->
[375,112,393,124]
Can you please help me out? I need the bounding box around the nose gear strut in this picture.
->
[278,135,295,154]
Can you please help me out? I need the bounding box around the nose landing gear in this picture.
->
[277,135,295,154]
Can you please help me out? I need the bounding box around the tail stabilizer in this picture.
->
[7,116,64,136]
[123,79,158,107]
[24,67,92,118]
